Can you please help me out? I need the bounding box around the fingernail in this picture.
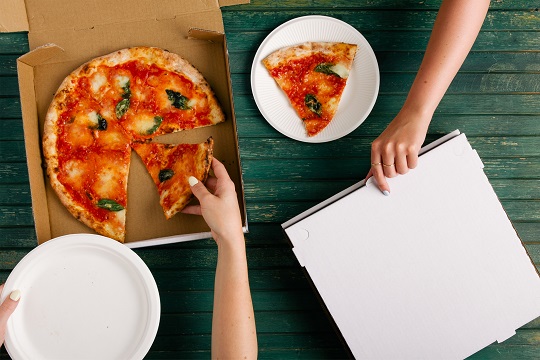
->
[9,289,21,302]
[188,176,199,186]
[383,190,390,196]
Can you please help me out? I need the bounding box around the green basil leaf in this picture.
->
[121,80,131,99]
[97,199,124,212]
[305,94,322,117]
[97,113,108,131]
[166,89,191,110]
[115,98,130,118]
[314,63,340,77]
[159,169,175,182]
[146,116,163,135]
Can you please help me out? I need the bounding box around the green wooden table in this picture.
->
[1,0,539,358]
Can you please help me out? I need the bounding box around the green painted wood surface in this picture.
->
[0,0,539,359]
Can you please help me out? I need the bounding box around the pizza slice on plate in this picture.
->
[132,138,214,219]
[262,42,358,137]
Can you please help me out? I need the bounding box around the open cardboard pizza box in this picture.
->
[283,130,540,359]
[0,0,249,247]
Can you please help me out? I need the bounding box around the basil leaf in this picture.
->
[97,199,124,212]
[115,98,130,118]
[146,116,163,135]
[121,80,131,99]
[305,94,322,116]
[97,113,108,131]
[166,89,191,110]
[159,169,175,182]
[314,63,340,77]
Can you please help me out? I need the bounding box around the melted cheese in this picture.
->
[131,115,159,135]
[115,75,130,89]
[91,74,107,93]
[331,63,349,79]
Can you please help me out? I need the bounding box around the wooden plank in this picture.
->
[0,183,31,203]
[233,94,540,117]
[223,10,540,31]
[225,31,540,52]
[0,163,29,183]
[0,55,18,75]
[223,0,538,11]
[236,115,540,138]
[243,179,540,202]
[232,72,540,95]
[228,51,540,74]
[0,76,18,96]
[0,119,24,140]
[236,137,540,159]
[244,200,540,224]
[0,33,29,54]
[160,289,323,313]
[239,157,540,180]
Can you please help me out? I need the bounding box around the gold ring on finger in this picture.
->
[383,163,394,167]
[371,162,382,166]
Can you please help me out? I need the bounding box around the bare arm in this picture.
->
[369,0,491,194]
[183,159,257,359]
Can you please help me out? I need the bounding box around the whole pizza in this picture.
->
[43,47,224,242]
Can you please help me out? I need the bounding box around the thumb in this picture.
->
[0,289,21,340]
[188,176,211,202]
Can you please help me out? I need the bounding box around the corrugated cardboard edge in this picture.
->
[0,0,29,32]
[17,44,66,242]
[188,28,249,235]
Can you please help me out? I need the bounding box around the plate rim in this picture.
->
[250,14,380,143]
[0,234,161,360]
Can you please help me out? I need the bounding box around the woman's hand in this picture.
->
[368,108,430,194]
[181,158,244,246]
[0,285,20,347]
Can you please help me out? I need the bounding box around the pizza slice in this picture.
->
[132,137,214,219]
[43,99,132,242]
[262,42,358,137]
[104,47,225,142]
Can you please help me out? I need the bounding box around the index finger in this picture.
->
[371,151,391,196]
[211,158,231,181]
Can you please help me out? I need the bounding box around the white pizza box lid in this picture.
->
[283,130,540,359]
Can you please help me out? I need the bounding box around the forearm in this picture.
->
[403,0,490,118]
[211,237,257,359]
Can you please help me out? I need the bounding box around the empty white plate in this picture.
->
[1,234,160,360]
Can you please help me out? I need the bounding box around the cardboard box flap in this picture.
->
[0,0,29,32]
[18,43,64,66]
[218,0,249,7]
[22,0,223,33]
[188,28,224,42]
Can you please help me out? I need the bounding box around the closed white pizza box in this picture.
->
[283,131,540,359]
[0,0,249,247]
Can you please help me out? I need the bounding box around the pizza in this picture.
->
[42,47,224,242]
[262,42,358,137]
[132,138,214,220]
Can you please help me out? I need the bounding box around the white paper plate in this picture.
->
[251,15,380,143]
[0,234,160,360]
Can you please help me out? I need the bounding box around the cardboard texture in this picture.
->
[284,132,540,359]
[4,0,248,247]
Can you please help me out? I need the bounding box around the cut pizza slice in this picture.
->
[43,100,132,242]
[132,137,214,219]
[262,42,358,137]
